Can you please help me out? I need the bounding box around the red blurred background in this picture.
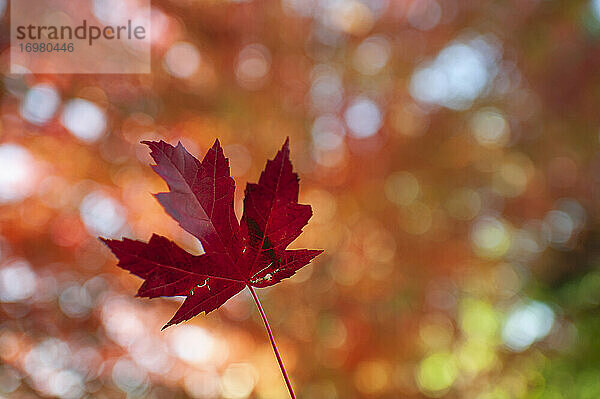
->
[1,0,600,398]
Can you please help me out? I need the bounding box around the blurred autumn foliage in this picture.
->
[1,0,600,398]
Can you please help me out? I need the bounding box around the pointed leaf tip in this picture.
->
[141,140,158,147]
[283,137,290,150]
[210,138,222,150]
[277,137,290,158]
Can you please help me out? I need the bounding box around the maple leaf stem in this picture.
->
[248,285,297,399]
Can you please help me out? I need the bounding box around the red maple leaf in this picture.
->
[101,138,323,329]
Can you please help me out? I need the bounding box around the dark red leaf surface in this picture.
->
[101,139,322,329]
